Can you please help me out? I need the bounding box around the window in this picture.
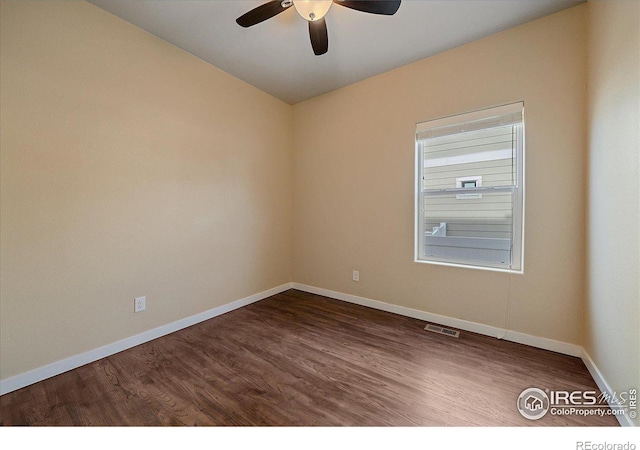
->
[415,102,525,272]
[456,176,482,199]
[459,179,478,188]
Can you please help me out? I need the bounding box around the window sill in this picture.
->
[413,258,524,274]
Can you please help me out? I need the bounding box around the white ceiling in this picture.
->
[87,0,583,104]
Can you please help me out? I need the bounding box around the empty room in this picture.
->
[0,0,638,440]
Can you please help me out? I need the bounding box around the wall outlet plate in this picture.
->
[134,296,146,313]
[352,270,359,282]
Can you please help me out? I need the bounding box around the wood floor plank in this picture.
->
[0,289,619,426]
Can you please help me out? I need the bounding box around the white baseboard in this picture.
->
[291,283,583,357]
[582,349,636,427]
[0,283,293,396]
[3,281,634,428]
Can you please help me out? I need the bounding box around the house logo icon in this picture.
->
[517,388,550,420]
[525,395,543,411]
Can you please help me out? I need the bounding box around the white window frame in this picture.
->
[414,102,525,273]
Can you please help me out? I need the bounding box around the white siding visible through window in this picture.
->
[415,103,524,271]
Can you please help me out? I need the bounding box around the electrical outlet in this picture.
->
[352,270,359,282]
[134,296,146,313]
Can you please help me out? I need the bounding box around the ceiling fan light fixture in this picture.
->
[237,1,401,56]
[292,0,333,22]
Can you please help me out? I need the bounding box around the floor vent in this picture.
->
[424,323,460,338]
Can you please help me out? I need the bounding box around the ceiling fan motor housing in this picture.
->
[292,1,333,22]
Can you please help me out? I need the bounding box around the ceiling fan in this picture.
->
[236,0,401,56]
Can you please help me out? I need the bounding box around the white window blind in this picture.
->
[415,102,525,271]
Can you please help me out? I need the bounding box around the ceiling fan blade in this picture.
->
[236,1,292,28]
[309,18,328,56]
[334,0,401,15]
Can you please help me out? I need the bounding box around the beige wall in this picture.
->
[293,6,588,343]
[585,0,640,426]
[0,0,293,380]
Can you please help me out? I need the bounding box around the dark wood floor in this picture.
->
[0,289,618,426]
